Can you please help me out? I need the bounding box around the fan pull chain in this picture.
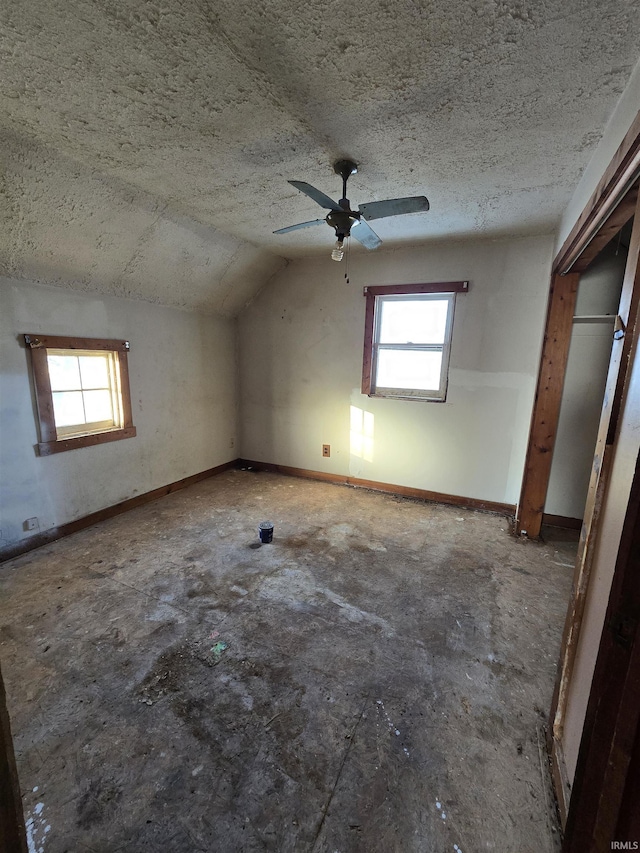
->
[344,237,350,284]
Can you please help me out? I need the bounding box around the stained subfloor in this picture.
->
[0,470,577,853]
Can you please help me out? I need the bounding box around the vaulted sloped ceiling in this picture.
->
[1,0,640,315]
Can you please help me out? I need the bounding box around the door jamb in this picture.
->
[515,111,640,539]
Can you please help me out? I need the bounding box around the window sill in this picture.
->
[37,426,137,456]
[368,392,447,402]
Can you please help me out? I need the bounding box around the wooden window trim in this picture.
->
[363,281,469,297]
[361,281,468,397]
[24,334,136,455]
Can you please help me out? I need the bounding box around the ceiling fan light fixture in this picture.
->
[331,238,344,261]
[275,161,430,254]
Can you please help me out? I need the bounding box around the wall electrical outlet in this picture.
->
[322,444,331,457]
[24,517,39,531]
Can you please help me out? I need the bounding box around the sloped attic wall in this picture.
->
[238,234,555,509]
[0,280,237,551]
[0,132,286,316]
[0,135,284,553]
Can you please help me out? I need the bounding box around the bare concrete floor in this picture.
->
[0,470,577,853]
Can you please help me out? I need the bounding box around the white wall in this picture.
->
[0,278,238,551]
[545,244,627,519]
[239,235,554,507]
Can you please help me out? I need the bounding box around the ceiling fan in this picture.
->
[273,160,430,260]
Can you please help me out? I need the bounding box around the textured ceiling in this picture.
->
[1,0,640,313]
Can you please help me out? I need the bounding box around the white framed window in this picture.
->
[361,281,468,401]
[24,334,136,455]
[47,349,123,438]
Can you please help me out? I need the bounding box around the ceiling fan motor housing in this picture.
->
[326,209,360,239]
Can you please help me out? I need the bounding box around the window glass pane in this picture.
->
[52,391,85,426]
[48,355,81,391]
[83,390,114,423]
[379,299,449,344]
[377,349,443,391]
[79,355,110,390]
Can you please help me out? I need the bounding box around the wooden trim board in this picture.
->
[238,459,515,516]
[562,446,640,850]
[515,272,581,539]
[38,426,137,456]
[362,281,469,297]
[542,514,583,531]
[361,287,376,395]
[550,734,572,827]
[0,460,237,563]
[0,664,27,852]
[24,334,130,352]
[554,111,640,275]
[2,456,580,565]
[569,185,638,274]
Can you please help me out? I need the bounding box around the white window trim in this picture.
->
[49,348,124,438]
[371,292,456,401]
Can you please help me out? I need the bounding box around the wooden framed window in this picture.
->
[24,334,136,456]
[361,281,468,401]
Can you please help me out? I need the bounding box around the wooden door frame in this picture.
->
[515,111,640,540]
[515,105,640,841]
[549,200,640,823]
[514,110,640,833]
[562,420,640,850]
[0,663,27,852]
[515,271,580,538]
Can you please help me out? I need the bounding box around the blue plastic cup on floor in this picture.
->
[258,521,274,544]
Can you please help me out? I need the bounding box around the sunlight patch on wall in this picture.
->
[350,405,374,462]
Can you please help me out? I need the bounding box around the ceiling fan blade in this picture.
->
[273,219,326,235]
[289,181,342,211]
[351,219,382,250]
[358,196,430,221]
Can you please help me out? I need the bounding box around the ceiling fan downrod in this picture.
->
[334,159,358,208]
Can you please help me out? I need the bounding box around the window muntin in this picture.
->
[372,293,455,400]
[24,335,136,455]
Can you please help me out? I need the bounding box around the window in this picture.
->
[361,281,468,401]
[24,334,136,455]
